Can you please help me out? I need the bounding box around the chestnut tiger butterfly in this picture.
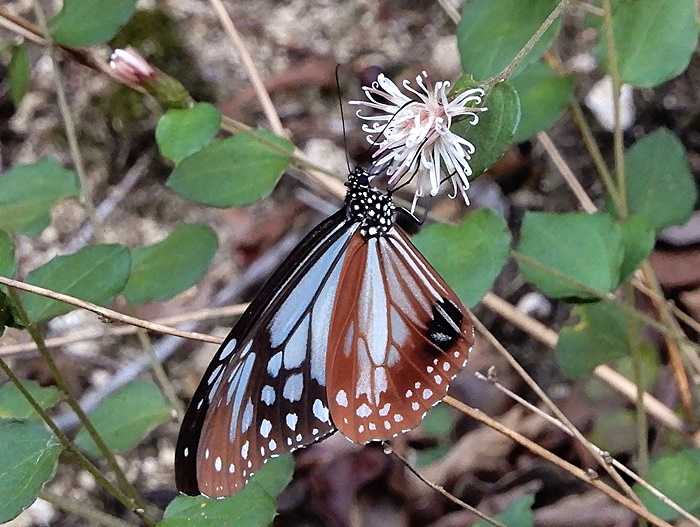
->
[175,167,474,498]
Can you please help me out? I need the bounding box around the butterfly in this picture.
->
[175,167,474,498]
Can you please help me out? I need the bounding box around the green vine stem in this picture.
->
[6,288,153,522]
[0,357,154,525]
[485,0,569,90]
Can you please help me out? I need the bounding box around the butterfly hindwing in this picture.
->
[325,226,474,443]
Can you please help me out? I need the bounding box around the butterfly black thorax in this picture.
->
[344,168,395,238]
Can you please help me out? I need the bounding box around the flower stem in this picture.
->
[485,0,569,89]
[625,283,650,483]
[602,0,628,218]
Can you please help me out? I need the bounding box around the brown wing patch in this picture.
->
[326,227,474,443]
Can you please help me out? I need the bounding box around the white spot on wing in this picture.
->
[313,399,330,423]
[261,385,275,405]
[260,419,272,438]
[219,338,237,360]
[336,389,348,407]
[286,413,298,431]
[267,351,282,378]
[283,373,303,402]
[356,403,372,418]
[241,398,254,433]
[283,316,309,369]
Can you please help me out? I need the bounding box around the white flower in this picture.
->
[350,72,487,210]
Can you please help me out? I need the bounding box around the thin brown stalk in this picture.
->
[7,289,151,518]
[481,292,694,440]
[436,0,461,24]
[386,444,506,527]
[473,372,700,527]
[537,131,597,213]
[0,276,221,345]
[208,0,284,134]
[0,303,248,357]
[137,329,185,420]
[442,396,671,527]
[41,491,135,527]
[31,0,99,234]
[469,312,641,503]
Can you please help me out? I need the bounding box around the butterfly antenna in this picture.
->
[335,65,353,174]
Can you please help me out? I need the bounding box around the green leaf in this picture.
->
[510,61,573,142]
[635,449,700,521]
[0,159,80,237]
[167,131,294,208]
[603,0,699,88]
[156,103,221,164]
[452,79,521,179]
[160,455,294,527]
[413,208,511,307]
[475,495,535,527]
[619,215,654,281]
[50,0,138,47]
[123,224,218,305]
[8,44,30,107]
[0,230,15,278]
[0,381,61,420]
[624,128,697,230]
[556,302,632,378]
[458,0,560,80]
[75,380,171,457]
[585,343,659,402]
[22,244,131,323]
[0,421,62,523]
[421,404,455,438]
[516,212,624,300]
[589,410,637,456]
[615,342,659,391]
[0,291,23,336]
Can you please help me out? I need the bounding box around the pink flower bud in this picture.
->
[109,47,156,85]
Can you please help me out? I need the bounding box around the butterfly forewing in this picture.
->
[176,211,358,497]
[326,226,474,443]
